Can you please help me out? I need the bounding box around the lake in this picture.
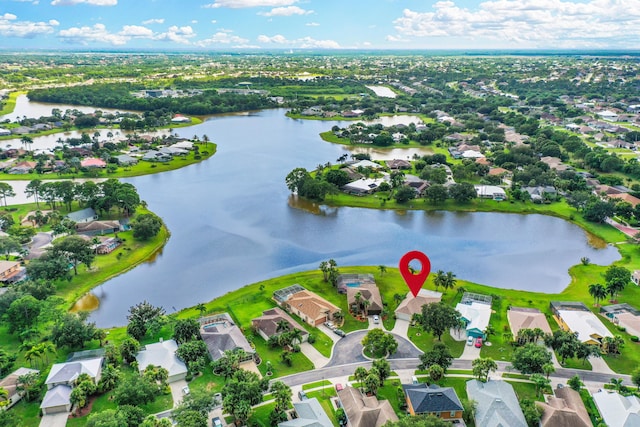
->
[0,101,621,327]
[73,108,617,327]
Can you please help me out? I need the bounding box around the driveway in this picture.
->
[27,231,53,260]
[326,330,422,367]
[459,341,481,360]
[300,342,329,368]
[39,412,69,427]
[169,379,188,407]
[390,319,410,337]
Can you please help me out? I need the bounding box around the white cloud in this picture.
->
[51,0,117,5]
[204,0,296,8]
[120,25,153,38]
[385,34,410,43]
[196,31,249,46]
[154,25,196,44]
[58,23,127,45]
[191,20,198,24]
[142,18,164,25]
[258,6,312,16]
[392,0,640,48]
[305,22,319,27]
[0,13,59,38]
[257,34,340,48]
[211,20,217,24]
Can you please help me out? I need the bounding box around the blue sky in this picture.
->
[1,0,639,50]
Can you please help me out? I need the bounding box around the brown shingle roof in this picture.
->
[507,307,553,337]
[251,307,309,339]
[537,387,592,427]
[337,386,398,427]
[286,290,340,322]
[395,290,442,318]
[346,283,383,314]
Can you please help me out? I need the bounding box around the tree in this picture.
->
[0,386,8,408]
[50,235,95,275]
[270,380,292,412]
[378,265,387,276]
[120,337,140,364]
[419,302,461,341]
[418,343,454,372]
[173,410,207,427]
[583,199,615,223]
[394,185,416,204]
[361,329,398,357]
[364,371,380,396]
[6,295,42,334]
[520,399,543,427]
[285,168,310,193]
[530,373,551,397]
[222,369,267,425]
[544,330,580,364]
[0,183,15,207]
[373,359,392,386]
[448,182,477,203]
[127,300,166,340]
[51,313,98,349]
[441,271,457,294]
[631,367,640,390]
[354,366,368,391]
[511,343,552,374]
[173,318,201,344]
[174,388,216,420]
[131,213,163,240]
[176,340,209,373]
[98,364,120,393]
[567,375,582,391]
[472,357,497,382]
[588,283,607,306]
[16,371,40,402]
[428,364,444,383]
[433,270,445,292]
[424,184,448,204]
[26,252,72,282]
[542,363,555,380]
[0,236,21,260]
[195,303,206,317]
[113,375,159,406]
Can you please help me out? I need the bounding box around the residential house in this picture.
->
[67,208,99,224]
[466,380,527,427]
[475,185,507,201]
[159,146,188,156]
[337,386,399,427]
[0,260,26,284]
[608,192,640,207]
[135,339,187,383]
[142,150,172,162]
[251,307,309,343]
[404,175,429,196]
[41,357,103,415]
[488,167,511,177]
[402,384,463,421]
[279,397,333,427]
[114,154,138,166]
[395,289,442,321]
[592,390,640,427]
[342,178,386,195]
[386,159,411,170]
[537,386,592,427]
[274,286,340,326]
[346,282,383,316]
[171,114,191,123]
[95,237,122,255]
[350,160,382,170]
[76,220,121,236]
[337,274,376,294]
[600,303,640,338]
[8,161,36,174]
[525,186,558,202]
[455,299,492,339]
[550,301,613,345]
[0,367,39,410]
[199,313,254,362]
[171,141,194,150]
[0,128,11,136]
[80,158,106,168]
[507,307,552,339]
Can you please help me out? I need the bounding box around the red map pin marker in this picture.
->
[399,250,431,297]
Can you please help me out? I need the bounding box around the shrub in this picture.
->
[307,334,316,344]
[631,336,639,342]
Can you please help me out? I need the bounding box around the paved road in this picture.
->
[326,330,422,367]
[278,358,632,388]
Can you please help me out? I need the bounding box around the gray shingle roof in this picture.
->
[40,384,72,409]
[466,380,527,427]
[402,384,463,414]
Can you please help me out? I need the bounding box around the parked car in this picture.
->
[298,390,308,400]
[475,337,483,348]
[181,385,190,395]
[466,336,474,346]
[411,376,419,384]
[335,383,344,391]
[324,321,334,329]
[212,417,223,427]
[373,315,380,324]
[334,329,346,337]
[213,392,222,408]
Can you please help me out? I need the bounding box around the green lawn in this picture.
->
[305,390,340,425]
[251,333,314,378]
[302,380,332,390]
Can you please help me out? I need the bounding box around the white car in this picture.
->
[373,315,380,324]
[467,336,474,346]
[181,385,190,395]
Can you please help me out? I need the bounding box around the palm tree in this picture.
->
[588,283,607,306]
[542,363,555,380]
[195,303,206,317]
[0,386,8,408]
[333,311,344,325]
[37,342,56,365]
[378,265,387,276]
[362,299,371,317]
[433,270,446,292]
[393,293,404,307]
[289,328,303,345]
[610,377,624,393]
[441,271,457,294]
[354,367,368,391]
[354,292,362,315]
[276,320,291,334]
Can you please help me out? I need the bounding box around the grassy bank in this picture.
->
[0,91,25,115]
[319,130,427,148]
